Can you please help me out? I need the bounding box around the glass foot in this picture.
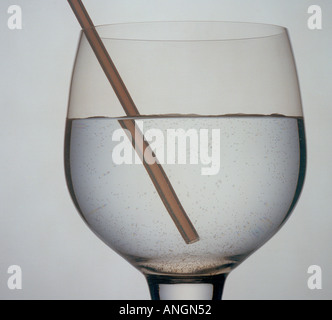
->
[146,274,228,300]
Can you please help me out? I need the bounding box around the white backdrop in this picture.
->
[0,0,331,300]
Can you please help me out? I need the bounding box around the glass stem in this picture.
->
[145,274,228,300]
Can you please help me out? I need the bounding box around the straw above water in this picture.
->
[67,0,200,244]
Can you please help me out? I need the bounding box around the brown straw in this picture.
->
[68,0,199,244]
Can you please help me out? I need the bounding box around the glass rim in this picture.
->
[87,21,288,42]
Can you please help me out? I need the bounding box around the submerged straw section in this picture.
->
[67,0,199,244]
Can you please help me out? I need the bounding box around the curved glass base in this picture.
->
[146,274,228,300]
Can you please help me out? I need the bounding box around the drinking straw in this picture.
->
[68,0,200,244]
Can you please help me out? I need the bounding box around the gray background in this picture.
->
[0,0,331,300]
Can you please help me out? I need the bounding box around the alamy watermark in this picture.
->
[308,5,322,30]
[7,265,22,290]
[307,265,322,290]
[3,264,323,293]
[7,5,22,30]
[5,5,323,31]
[112,120,221,176]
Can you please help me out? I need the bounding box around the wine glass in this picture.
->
[64,21,306,300]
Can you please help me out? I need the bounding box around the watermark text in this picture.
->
[307,265,322,290]
[7,5,22,30]
[308,5,322,30]
[7,265,22,290]
[112,121,221,176]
